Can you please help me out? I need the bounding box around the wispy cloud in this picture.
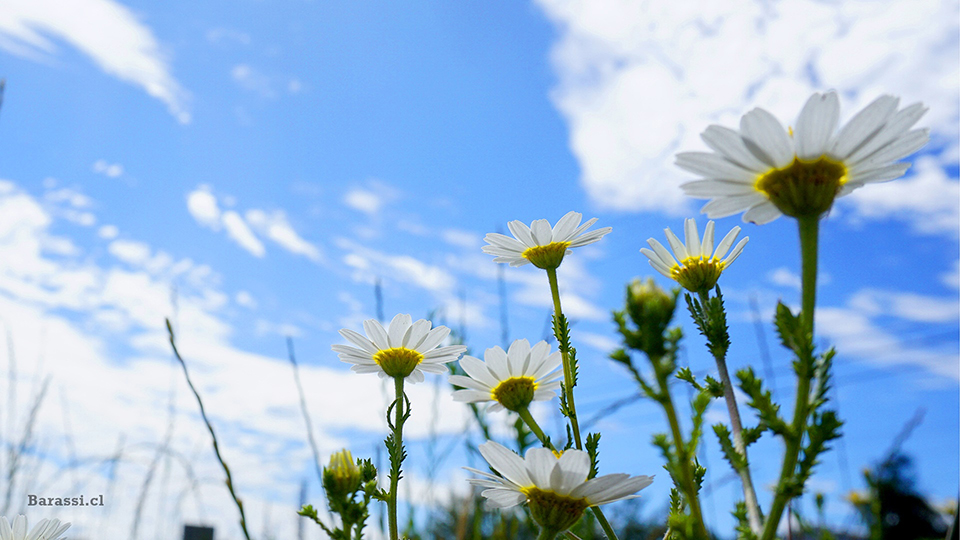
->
[342,179,401,217]
[246,209,322,262]
[231,63,275,98]
[818,288,959,381]
[222,210,266,257]
[186,185,322,261]
[535,0,959,213]
[0,0,191,122]
[92,159,124,178]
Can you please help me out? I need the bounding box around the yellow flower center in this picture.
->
[490,376,537,412]
[372,347,424,379]
[521,241,571,270]
[671,257,725,294]
[754,157,848,218]
[522,487,590,533]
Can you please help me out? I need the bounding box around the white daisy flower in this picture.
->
[640,219,747,293]
[482,211,612,269]
[467,441,653,534]
[678,91,929,223]
[0,516,70,540]
[449,339,563,412]
[332,314,467,382]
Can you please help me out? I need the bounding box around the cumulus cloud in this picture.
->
[535,0,959,214]
[0,0,191,122]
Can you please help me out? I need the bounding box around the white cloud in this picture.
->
[841,156,959,236]
[767,267,802,290]
[97,224,118,239]
[254,319,302,338]
[942,260,960,290]
[343,180,401,217]
[767,267,832,290]
[344,188,383,215]
[337,238,456,294]
[245,209,322,262]
[107,238,151,265]
[222,210,266,258]
[847,288,959,324]
[441,228,480,249]
[186,186,221,230]
[0,0,190,122]
[577,330,618,352]
[535,0,959,213]
[817,305,958,381]
[206,27,251,47]
[92,159,123,178]
[188,187,322,261]
[235,290,257,309]
[231,63,275,98]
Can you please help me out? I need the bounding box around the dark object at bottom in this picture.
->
[183,525,214,540]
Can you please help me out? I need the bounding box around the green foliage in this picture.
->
[732,502,758,540]
[685,288,731,360]
[713,424,746,472]
[737,367,788,437]
[585,433,601,480]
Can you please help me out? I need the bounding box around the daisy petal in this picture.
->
[795,91,839,161]
[740,107,794,168]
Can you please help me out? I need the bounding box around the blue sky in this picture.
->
[0,0,957,538]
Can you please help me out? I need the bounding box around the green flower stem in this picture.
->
[518,407,555,451]
[545,267,619,540]
[659,366,709,539]
[387,376,407,540]
[761,215,820,540]
[546,267,584,450]
[697,291,763,534]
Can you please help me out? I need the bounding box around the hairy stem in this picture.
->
[761,216,820,540]
[545,267,617,540]
[387,376,406,540]
[546,267,583,449]
[697,290,763,534]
